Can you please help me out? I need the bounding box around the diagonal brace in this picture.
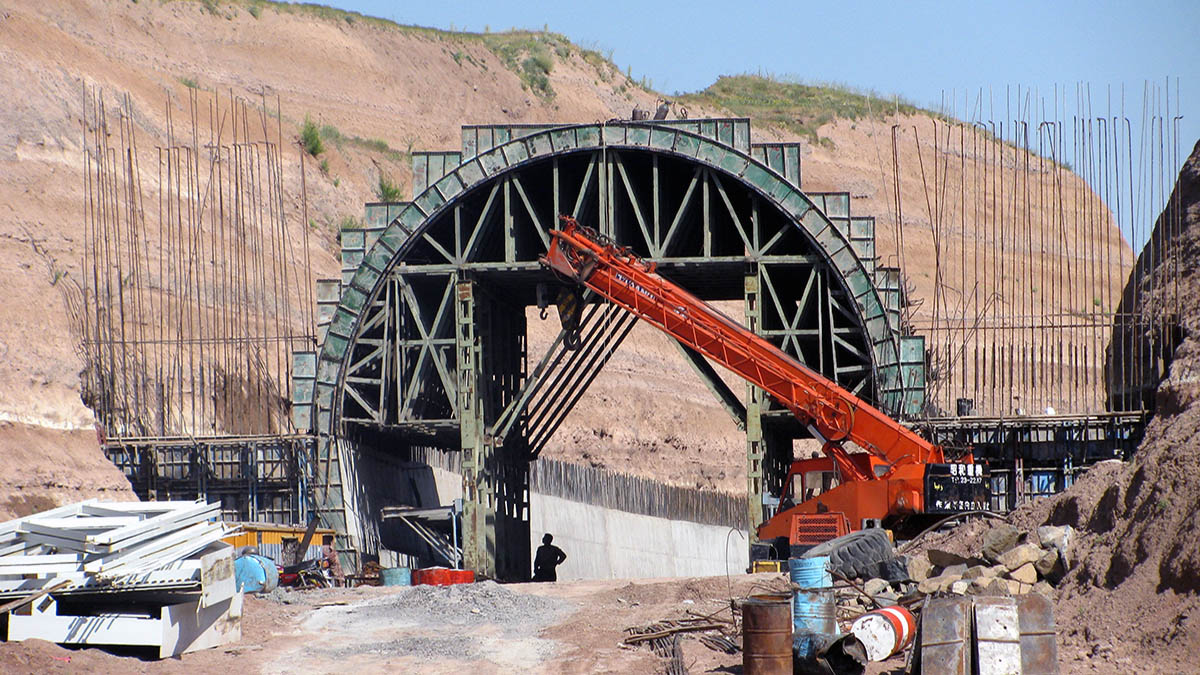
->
[673,341,747,431]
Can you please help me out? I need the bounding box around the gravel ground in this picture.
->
[261,582,575,674]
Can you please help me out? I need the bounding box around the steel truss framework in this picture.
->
[104,435,312,525]
[309,122,925,579]
[917,412,1146,510]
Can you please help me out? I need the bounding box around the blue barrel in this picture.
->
[234,554,279,593]
[789,555,832,589]
[381,567,411,586]
[792,588,836,634]
[790,556,834,659]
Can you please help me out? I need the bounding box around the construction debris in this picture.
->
[907,525,1073,598]
[0,498,241,658]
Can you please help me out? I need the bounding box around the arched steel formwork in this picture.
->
[302,120,926,579]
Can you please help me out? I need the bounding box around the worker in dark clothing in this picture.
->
[532,533,567,582]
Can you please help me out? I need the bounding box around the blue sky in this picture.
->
[334,1,1195,122]
[325,0,1198,244]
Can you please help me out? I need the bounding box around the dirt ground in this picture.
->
[0,573,911,674]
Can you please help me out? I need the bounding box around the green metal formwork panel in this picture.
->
[341,249,364,269]
[646,118,751,152]
[411,151,463,199]
[901,334,925,364]
[434,172,465,201]
[315,279,340,342]
[810,192,851,221]
[501,140,530,166]
[462,124,556,158]
[291,351,317,432]
[398,207,426,233]
[625,126,651,146]
[875,266,900,290]
[456,160,485,188]
[851,238,876,270]
[750,142,803,188]
[742,162,774,193]
[364,202,408,229]
[575,125,600,147]
[341,230,365,250]
[850,215,874,240]
[414,186,447,216]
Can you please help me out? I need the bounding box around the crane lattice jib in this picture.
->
[541,216,945,482]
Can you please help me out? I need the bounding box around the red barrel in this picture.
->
[850,605,916,661]
[412,567,475,586]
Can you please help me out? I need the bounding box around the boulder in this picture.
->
[981,524,1023,562]
[985,577,1011,595]
[863,578,890,596]
[927,549,972,567]
[1032,581,1056,598]
[917,573,962,595]
[950,580,972,595]
[908,555,935,582]
[997,543,1043,571]
[1034,548,1065,581]
[1008,562,1038,585]
[940,563,969,578]
[1036,525,1075,566]
[963,565,1000,580]
[1004,579,1024,595]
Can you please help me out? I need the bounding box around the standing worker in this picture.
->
[321,534,346,587]
[532,533,567,582]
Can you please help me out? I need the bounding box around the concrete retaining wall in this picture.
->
[428,467,748,581]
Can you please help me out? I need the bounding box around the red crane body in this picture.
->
[542,217,983,538]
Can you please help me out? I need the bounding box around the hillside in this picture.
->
[0,0,1130,515]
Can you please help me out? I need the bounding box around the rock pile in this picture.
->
[908,523,1073,598]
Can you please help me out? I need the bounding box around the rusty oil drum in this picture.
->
[742,595,792,674]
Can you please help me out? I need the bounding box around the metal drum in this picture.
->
[380,567,411,586]
[790,556,835,659]
[742,596,793,674]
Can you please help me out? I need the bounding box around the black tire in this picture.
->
[799,528,895,580]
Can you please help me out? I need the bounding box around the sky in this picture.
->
[325,0,1199,245]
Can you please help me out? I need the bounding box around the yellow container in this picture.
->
[222,521,336,563]
[751,560,784,574]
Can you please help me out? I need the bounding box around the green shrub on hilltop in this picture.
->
[677,75,930,145]
[301,116,324,157]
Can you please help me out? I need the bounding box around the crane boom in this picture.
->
[541,217,944,485]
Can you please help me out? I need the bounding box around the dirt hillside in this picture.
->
[906,142,1200,673]
[0,0,1130,515]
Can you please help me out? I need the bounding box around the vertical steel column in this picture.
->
[745,267,794,541]
[455,278,495,577]
[744,269,767,539]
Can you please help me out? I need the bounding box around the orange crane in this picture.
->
[541,216,986,545]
